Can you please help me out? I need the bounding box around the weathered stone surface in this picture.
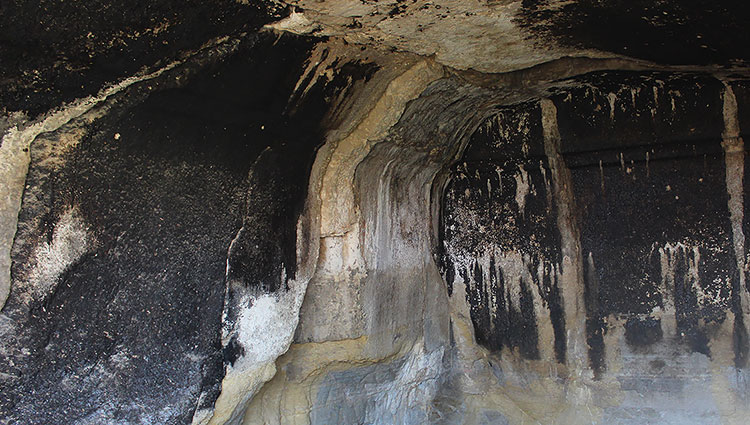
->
[3,2,750,424]
[0,31,387,425]
[439,72,750,423]
[517,0,750,66]
[0,0,285,117]
[254,0,750,75]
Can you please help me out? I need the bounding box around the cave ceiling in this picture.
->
[2,0,749,117]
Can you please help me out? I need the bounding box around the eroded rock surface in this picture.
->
[1,1,750,424]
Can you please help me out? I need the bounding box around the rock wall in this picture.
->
[0,32,386,424]
[440,73,750,423]
[1,2,750,424]
[243,70,750,424]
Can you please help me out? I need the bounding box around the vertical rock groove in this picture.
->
[540,98,587,374]
[721,82,750,367]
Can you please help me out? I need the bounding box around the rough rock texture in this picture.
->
[261,0,750,73]
[0,31,384,424]
[243,69,750,424]
[440,73,750,422]
[0,0,286,116]
[2,1,750,424]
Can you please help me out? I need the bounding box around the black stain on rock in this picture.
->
[624,316,664,348]
[556,72,737,372]
[223,336,246,367]
[554,72,725,155]
[0,32,380,424]
[0,0,286,117]
[548,274,566,364]
[440,72,750,377]
[733,316,749,368]
[583,251,606,377]
[440,102,564,362]
[517,0,750,67]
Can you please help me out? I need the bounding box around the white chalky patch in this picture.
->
[514,164,530,216]
[26,208,90,302]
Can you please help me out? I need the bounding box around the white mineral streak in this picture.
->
[607,92,617,120]
[495,165,504,194]
[656,242,678,336]
[205,282,307,425]
[540,98,587,371]
[721,83,750,321]
[539,159,549,189]
[0,58,184,310]
[25,208,90,303]
[513,164,531,216]
[264,11,318,35]
[629,87,638,107]
[669,90,679,113]
[483,115,498,142]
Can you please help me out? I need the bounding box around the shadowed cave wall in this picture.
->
[1,1,750,424]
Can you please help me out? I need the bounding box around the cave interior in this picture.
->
[1,1,750,424]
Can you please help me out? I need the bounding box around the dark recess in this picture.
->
[518,0,750,67]
[439,71,750,377]
[624,317,664,348]
[0,0,285,117]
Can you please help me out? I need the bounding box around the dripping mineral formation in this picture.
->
[1,1,749,424]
